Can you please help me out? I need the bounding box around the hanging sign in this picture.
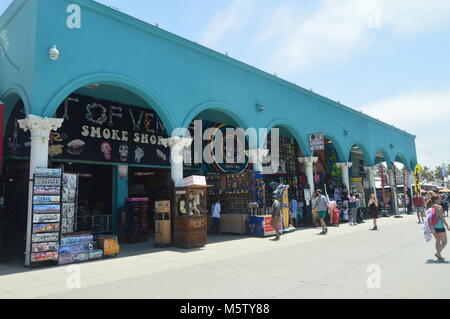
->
[204,121,250,173]
[414,164,422,194]
[309,132,324,152]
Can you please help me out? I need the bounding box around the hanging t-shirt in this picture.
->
[291,200,298,217]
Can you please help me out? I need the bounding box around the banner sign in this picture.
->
[309,132,324,152]
[5,95,170,166]
[414,164,422,194]
[203,121,251,173]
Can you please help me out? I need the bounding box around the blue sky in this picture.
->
[1,0,450,168]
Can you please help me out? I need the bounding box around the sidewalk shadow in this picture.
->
[426,259,450,264]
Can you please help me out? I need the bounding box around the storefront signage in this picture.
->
[309,132,324,152]
[204,121,250,173]
[5,95,170,167]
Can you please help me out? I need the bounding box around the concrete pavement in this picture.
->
[0,214,448,299]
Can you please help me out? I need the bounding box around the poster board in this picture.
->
[61,173,79,234]
[309,132,324,152]
[30,168,62,265]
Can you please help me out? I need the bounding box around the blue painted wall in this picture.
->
[0,0,418,170]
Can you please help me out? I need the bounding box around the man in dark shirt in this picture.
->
[271,193,282,240]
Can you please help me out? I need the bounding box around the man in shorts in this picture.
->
[314,189,330,235]
[271,193,282,240]
[413,193,425,223]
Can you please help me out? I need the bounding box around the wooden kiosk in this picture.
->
[174,177,209,249]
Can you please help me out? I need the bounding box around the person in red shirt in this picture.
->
[413,193,425,224]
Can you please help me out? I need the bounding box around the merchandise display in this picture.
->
[206,172,254,234]
[119,198,150,243]
[155,200,171,247]
[61,173,79,234]
[248,216,276,237]
[58,233,103,265]
[174,185,207,248]
[29,169,63,266]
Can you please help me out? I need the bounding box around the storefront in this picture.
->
[0,0,419,266]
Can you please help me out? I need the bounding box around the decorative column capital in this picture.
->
[18,114,63,138]
[336,162,353,169]
[298,156,318,167]
[161,136,193,151]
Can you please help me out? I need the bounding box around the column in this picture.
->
[112,165,128,235]
[364,166,377,196]
[162,136,193,187]
[407,170,414,213]
[18,114,64,266]
[247,148,269,173]
[337,162,353,192]
[298,157,318,195]
[388,167,399,215]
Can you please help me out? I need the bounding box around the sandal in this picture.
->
[435,254,445,261]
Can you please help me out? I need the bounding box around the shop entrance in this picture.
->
[0,159,29,263]
[127,166,171,243]
[54,162,114,234]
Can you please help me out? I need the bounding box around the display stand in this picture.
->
[206,172,254,235]
[119,198,150,243]
[61,173,79,234]
[29,168,63,267]
[174,185,207,248]
[155,200,171,247]
[248,215,276,237]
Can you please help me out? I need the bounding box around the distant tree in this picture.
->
[420,166,434,182]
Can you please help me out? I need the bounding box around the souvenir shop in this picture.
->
[203,124,309,235]
[312,138,353,224]
[0,93,178,265]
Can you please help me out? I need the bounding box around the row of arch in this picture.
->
[0,73,416,171]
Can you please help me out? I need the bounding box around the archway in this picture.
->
[311,136,344,198]
[0,95,29,262]
[373,150,393,214]
[348,144,371,204]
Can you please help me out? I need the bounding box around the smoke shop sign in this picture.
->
[52,94,170,165]
[6,94,170,166]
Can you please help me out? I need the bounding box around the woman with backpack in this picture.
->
[426,194,450,262]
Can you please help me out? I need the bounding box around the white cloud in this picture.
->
[361,88,450,168]
[201,0,450,73]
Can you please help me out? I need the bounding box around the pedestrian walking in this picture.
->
[211,199,222,235]
[368,194,379,230]
[441,194,449,218]
[271,193,282,240]
[348,193,358,226]
[356,194,364,223]
[413,193,425,223]
[313,189,330,235]
[425,194,450,262]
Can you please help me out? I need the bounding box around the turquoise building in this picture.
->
[0,0,418,263]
